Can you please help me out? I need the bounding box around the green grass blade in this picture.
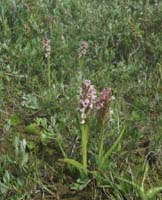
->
[141,162,149,190]
[117,177,146,199]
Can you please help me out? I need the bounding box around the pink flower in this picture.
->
[79,80,96,124]
[42,38,51,58]
[78,41,88,58]
[96,88,112,110]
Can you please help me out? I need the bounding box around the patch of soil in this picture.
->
[31,183,93,200]
[55,183,92,200]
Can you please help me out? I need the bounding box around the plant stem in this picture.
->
[98,122,105,162]
[141,163,148,190]
[58,141,67,159]
[47,55,51,88]
[81,123,88,169]
[79,58,84,73]
[78,58,84,81]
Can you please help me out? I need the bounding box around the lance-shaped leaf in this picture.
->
[101,126,125,165]
[60,158,87,173]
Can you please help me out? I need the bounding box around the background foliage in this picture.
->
[0,0,162,199]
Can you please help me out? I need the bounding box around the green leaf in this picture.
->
[116,177,145,198]
[0,182,9,194]
[101,126,125,165]
[70,178,90,191]
[146,186,162,199]
[21,153,28,167]
[3,170,10,184]
[25,123,38,134]
[60,158,87,173]
[27,142,36,150]
[141,162,149,190]
[21,94,39,110]
[10,114,20,126]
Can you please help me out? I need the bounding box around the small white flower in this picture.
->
[111,96,115,101]
[21,139,27,149]
[109,109,113,115]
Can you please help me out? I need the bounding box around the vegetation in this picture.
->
[0,0,162,199]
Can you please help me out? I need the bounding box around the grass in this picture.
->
[0,0,162,199]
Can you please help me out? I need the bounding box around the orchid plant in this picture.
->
[62,79,125,182]
[42,38,51,88]
[78,41,88,81]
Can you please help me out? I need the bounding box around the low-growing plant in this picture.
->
[61,80,125,188]
[117,162,162,200]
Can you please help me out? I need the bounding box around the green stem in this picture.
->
[98,122,105,162]
[78,58,84,72]
[58,141,67,159]
[47,55,51,88]
[78,58,84,81]
[141,162,148,191]
[81,123,89,169]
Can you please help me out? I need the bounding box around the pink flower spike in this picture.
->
[78,41,88,58]
[96,88,112,110]
[42,38,51,58]
[79,80,96,124]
